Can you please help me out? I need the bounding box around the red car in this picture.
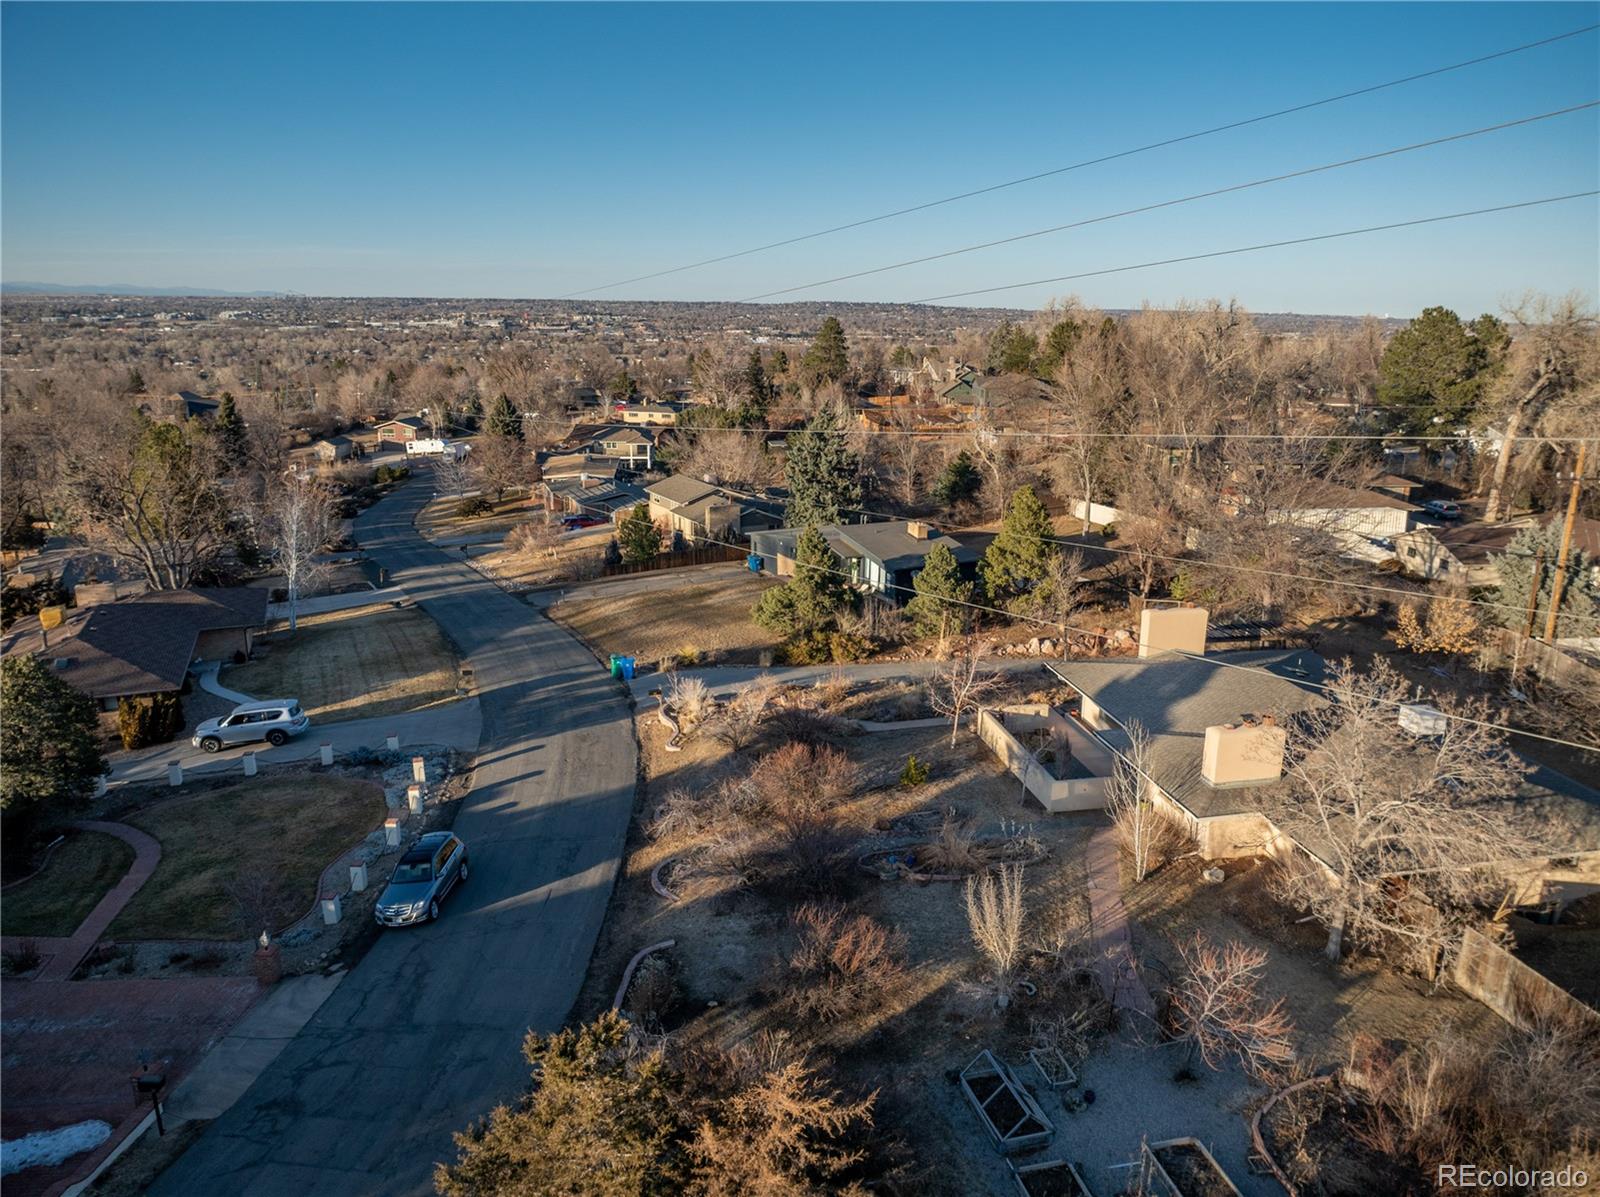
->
[561,515,606,530]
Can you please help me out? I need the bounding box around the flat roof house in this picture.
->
[0,588,270,709]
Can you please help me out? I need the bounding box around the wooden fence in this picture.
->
[1454,927,1600,1031]
[599,544,747,578]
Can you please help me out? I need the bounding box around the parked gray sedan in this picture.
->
[192,699,310,752]
[374,832,469,926]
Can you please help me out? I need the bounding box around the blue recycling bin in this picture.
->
[619,656,636,680]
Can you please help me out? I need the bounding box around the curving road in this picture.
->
[152,473,638,1197]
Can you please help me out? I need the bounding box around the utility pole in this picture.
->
[1521,549,1545,639]
[1542,441,1588,643]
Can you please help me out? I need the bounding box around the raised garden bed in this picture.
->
[1011,1157,1093,1197]
[1027,1046,1078,1089]
[1141,1138,1241,1197]
[959,1050,1054,1154]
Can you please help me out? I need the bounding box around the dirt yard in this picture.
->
[577,681,1099,1197]
[2,830,135,938]
[109,776,387,940]
[223,603,461,723]
[549,575,782,667]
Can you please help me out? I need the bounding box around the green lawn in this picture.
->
[110,776,387,940]
[224,604,461,724]
[1,830,136,938]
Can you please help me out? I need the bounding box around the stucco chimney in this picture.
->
[1137,604,1208,659]
[1201,719,1287,788]
[906,520,932,539]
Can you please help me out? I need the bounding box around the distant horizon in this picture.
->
[3,3,1595,313]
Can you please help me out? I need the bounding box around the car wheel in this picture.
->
[428,899,440,922]
[266,730,288,747]
[200,736,222,753]
[459,860,469,883]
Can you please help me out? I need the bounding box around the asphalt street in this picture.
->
[151,470,639,1197]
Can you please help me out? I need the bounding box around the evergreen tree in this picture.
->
[906,542,974,642]
[985,321,1038,375]
[932,451,982,507]
[738,349,772,426]
[1035,318,1084,378]
[769,347,789,378]
[799,317,849,390]
[1379,306,1509,431]
[753,525,852,638]
[609,369,639,401]
[889,344,915,368]
[784,406,861,527]
[980,486,1055,603]
[485,392,523,440]
[214,391,248,468]
[125,368,147,396]
[617,504,663,564]
[1492,523,1598,638]
[1,656,107,839]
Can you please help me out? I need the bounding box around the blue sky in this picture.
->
[2,2,1596,314]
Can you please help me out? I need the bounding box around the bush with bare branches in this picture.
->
[965,863,1028,1009]
[1168,933,1295,1081]
[706,674,779,751]
[749,742,860,894]
[1104,722,1185,882]
[929,640,1004,746]
[783,902,907,1025]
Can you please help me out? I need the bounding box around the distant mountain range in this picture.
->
[1,281,284,297]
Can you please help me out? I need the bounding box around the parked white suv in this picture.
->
[192,700,310,752]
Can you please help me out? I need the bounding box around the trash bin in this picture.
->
[619,656,636,680]
[609,654,623,678]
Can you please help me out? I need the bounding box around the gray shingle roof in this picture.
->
[645,475,720,508]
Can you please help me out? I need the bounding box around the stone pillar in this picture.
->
[243,752,258,777]
[384,818,401,848]
[253,942,283,986]
[320,893,342,925]
[349,863,368,892]
[167,762,183,787]
[407,785,425,816]
[411,756,427,783]
[320,743,334,767]
[386,733,400,751]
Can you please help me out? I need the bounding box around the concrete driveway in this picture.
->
[150,469,639,1197]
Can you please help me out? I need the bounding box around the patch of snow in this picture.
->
[1,1119,113,1175]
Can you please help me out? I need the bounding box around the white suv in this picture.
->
[192,700,310,752]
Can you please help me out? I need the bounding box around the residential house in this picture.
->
[541,475,646,521]
[1372,474,1425,502]
[1263,482,1419,542]
[644,475,783,545]
[749,519,980,603]
[373,416,426,447]
[612,402,681,427]
[164,390,220,421]
[1393,521,1523,587]
[0,588,271,710]
[313,435,356,463]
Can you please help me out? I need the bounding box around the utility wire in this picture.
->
[558,23,1599,299]
[536,480,1600,753]
[911,191,1600,303]
[739,102,1600,302]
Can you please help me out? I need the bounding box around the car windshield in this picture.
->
[391,862,432,884]
[287,704,302,718]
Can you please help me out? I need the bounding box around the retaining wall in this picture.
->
[976,705,1108,813]
[1453,927,1600,1031]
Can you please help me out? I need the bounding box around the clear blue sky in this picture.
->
[3,2,1596,315]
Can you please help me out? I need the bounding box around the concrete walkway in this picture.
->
[624,657,1054,703]
[1084,825,1156,1023]
[264,587,406,621]
[35,822,160,983]
[105,699,482,788]
[195,661,256,704]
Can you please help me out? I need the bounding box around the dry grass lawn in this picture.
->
[417,492,535,541]
[110,776,386,940]
[550,577,781,667]
[224,604,460,723]
[2,830,136,938]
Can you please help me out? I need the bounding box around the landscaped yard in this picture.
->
[549,576,781,667]
[109,776,387,940]
[224,603,460,723]
[2,830,135,938]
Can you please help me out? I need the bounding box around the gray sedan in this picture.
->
[374,832,469,926]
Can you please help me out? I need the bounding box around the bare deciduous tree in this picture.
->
[1265,659,1534,969]
[965,862,1027,1010]
[263,472,337,632]
[1105,722,1183,882]
[1169,933,1295,1080]
[928,641,1004,746]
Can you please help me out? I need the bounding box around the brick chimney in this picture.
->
[1137,604,1208,659]
[1201,716,1287,788]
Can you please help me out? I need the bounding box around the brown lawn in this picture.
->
[549,576,782,667]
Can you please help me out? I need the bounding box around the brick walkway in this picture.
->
[34,821,161,982]
[1084,825,1156,1022]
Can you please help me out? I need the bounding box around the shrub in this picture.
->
[776,631,833,665]
[899,755,930,788]
[454,495,493,519]
[783,902,907,1024]
[827,630,873,663]
[624,953,681,1031]
[749,742,859,894]
[2,940,41,975]
[117,692,185,750]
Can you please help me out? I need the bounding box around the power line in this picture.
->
[537,481,1600,753]
[558,23,1599,299]
[910,191,1600,304]
[739,102,1600,302]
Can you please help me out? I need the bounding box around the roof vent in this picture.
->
[53,657,71,671]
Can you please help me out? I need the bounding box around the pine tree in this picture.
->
[214,392,248,468]
[784,406,860,527]
[1492,523,1598,638]
[933,451,982,507]
[2,656,107,838]
[981,486,1055,603]
[738,349,772,426]
[1379,306,1509,431]
[906,542,974,643]
[485,393,523,440]
[617,504,663,564]
[799,317,849,390]
[753,525,852,638]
